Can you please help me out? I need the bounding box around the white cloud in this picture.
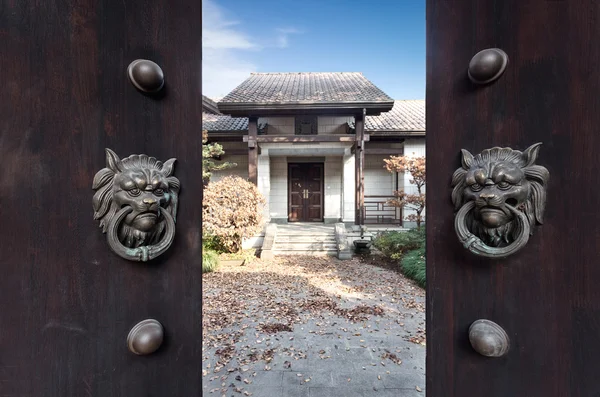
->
[275,28,302,48]
[202,0,258,98]
[202,48,257,100]
[202,1,302,98]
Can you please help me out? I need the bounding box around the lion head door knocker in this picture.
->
[451,143,549,258]
[92,149,180,262]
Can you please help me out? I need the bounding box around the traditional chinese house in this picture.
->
[203,72,425,230]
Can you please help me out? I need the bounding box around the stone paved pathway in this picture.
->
[202,255,426,396]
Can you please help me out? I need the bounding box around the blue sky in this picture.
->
[202,0,425,100]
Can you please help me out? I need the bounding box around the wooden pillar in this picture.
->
[354,109,365,225]
[248,116,258,185]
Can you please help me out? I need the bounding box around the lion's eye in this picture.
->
[127,188,141,197]
[497,181,511,190]
[470,183,483,192]
[154,189,165,196]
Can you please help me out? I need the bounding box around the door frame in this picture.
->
[287,162,325,222]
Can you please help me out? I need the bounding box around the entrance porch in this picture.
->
[253,141,403,226]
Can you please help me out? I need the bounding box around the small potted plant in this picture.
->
[353,226,371,254]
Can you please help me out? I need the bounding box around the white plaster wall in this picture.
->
[364,155,396,196]
[269,157,288,219]
[258,117,294,135]
[364,155,399,223]
[209,142,248,182]
[210,155,248,181]
[318,115,353,134]
[342,154,355,222]
[258,155,270,221]
[403,138,426,157]
[324,156,342,219]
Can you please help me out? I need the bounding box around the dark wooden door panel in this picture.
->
[288,164,304,221]
[0,0,202,395]
[288,163,324,222]
[306,163,323,222]
[427,1,600,396]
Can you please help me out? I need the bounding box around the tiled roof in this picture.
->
[219,72,394,104]
[203,100,425,135]
[365,100,425,133]
[202,112,248,131]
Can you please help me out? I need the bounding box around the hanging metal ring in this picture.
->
[455,201,531,258]
[107,206,176,262]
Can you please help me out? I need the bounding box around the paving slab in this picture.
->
[203,255,426,396]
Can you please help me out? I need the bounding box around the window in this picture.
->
[295,116,317,135]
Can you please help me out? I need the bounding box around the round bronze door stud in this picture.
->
[468,319,510,358]
[127,59,165,93]
[127,319,164,355]
[468,48,508,85]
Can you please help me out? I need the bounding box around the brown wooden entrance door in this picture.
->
[288,163,324,222]
[427,1,600,396]
[0,1,201,395]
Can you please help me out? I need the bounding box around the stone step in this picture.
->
[273,250,338,256]
[275,236,337,242]
[276,232,335,237]
[274,243,338,250]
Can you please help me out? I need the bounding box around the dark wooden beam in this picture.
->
[205,132,244,142]
[363,148,404,155]
[217,149,249,156]
[243,134,369,143]
[248,117,258,185]
[355,109,366,226]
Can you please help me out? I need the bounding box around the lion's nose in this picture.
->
[143,198,156,205]
[480,194,496,202]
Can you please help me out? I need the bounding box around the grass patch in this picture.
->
[202,248,220,273]
[219,249,257,263]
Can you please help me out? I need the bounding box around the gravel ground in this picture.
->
[202,255,426,397]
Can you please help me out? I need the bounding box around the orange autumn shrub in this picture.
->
[202,175,266,253]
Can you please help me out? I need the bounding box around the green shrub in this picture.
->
[202,248,220,273]
[400,247,426,288]
[373,228,425,260]
[372,228,426,288]
[203,234,227,253]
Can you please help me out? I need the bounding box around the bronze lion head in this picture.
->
[92,149,180,261]
[451,143,549,257]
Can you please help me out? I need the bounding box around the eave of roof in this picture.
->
[217,101,394,117]
[202,95,221,114]
[203,99,425,135]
